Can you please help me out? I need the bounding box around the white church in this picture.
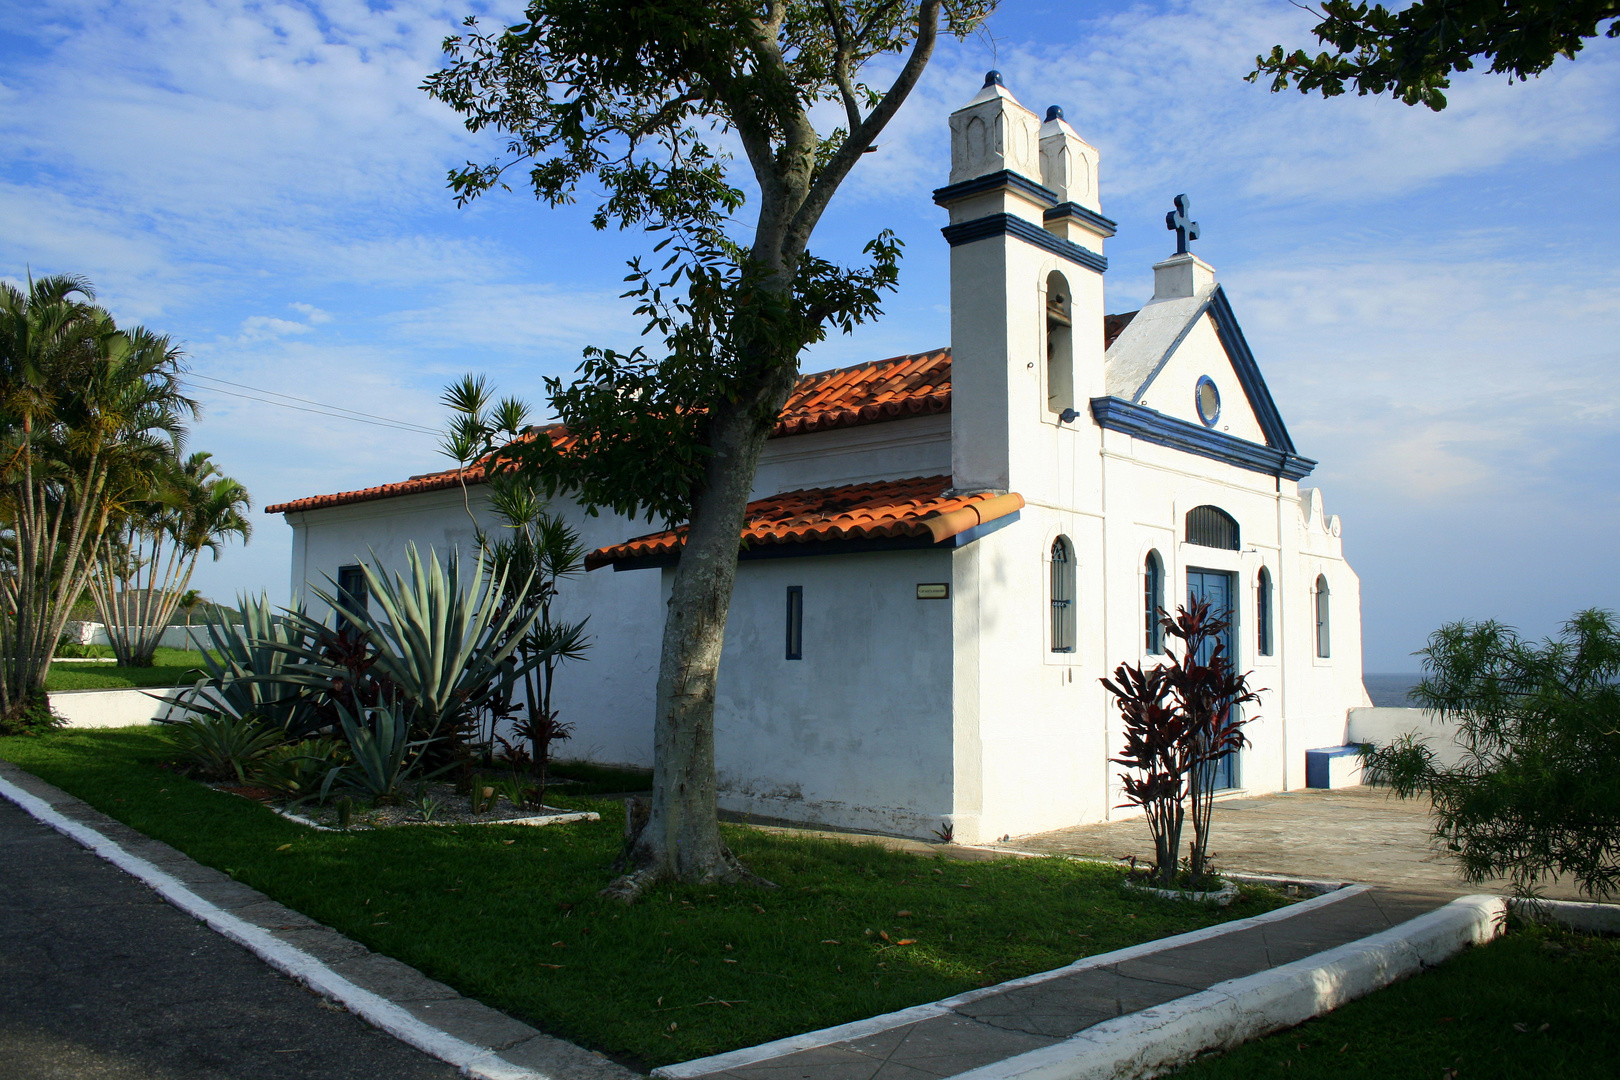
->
[267,73,1371,846]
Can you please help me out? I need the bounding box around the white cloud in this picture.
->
[238,314,315,340]
[290,302,333,323]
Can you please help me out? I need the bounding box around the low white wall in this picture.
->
[64,622,220,650]
[1346,706,1469,769]
[48,688,190,728]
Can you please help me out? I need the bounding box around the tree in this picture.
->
[1251,1,1620,110]
[0,275,195,721]
[89,450,252,667]
[424,0,993,899]
[1362,610,1620,899]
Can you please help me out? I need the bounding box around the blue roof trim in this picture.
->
[1090,397,1316,480]
[1042,202,1118,237]
[1207,286,1298,455]
[942,213,1108,274]
[932,170,1057,208]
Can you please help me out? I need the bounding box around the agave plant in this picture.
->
[322,701,446,803]
[305,544,544,739]
[180,592,322,737]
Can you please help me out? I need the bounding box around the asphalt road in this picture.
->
[0,796,463,1080]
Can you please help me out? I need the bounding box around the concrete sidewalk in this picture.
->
[997,786,1590,899]
[0,795,465,1080]
[658,885,1452,1080]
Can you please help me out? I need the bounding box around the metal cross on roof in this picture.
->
[1165,194,1200,255]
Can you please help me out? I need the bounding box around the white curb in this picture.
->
[1511,896,1620,935]
[652,884,1371,1079]
[0,773,567,1080]
[946,893,1507,1080]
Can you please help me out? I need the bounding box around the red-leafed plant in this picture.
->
[1103,662,1188,886]
[1160,600,1262,880]
[1105,600,1263,886]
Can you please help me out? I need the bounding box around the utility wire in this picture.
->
[187,383,440,436]
[186,372,440,433]
[183,376,440,436]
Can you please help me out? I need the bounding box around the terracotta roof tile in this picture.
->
[585,476,1024,570]
[266,349,951,514]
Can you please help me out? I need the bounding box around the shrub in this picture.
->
[1105,601,1261,885]
[1363,609,1620,899]
[160,713,283,781]
[248,737,348,802]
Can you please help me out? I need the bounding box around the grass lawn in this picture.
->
[1,728,1294,1071]
[1173,921,1620,1079]
[46,647,213,692]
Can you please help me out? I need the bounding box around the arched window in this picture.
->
[1050,537,1076,653]
[1256,567,1273,656]
[1046,272,1074,416]
[1144,550,1164,653]
[1314,575,1331,658]
[1185,505,1239,550]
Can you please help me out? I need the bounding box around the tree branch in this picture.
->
[792,0,941,245]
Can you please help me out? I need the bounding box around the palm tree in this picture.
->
[90,451,251,667]
[0,275,196,716]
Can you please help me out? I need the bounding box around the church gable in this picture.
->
[1103,283,1296,456]
[1112,304,1266,443]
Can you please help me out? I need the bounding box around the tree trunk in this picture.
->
[601,371,793,901]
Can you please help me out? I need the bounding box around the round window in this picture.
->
[1195,376,1220,427]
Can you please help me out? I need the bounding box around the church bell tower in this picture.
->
[935,73,1114,494]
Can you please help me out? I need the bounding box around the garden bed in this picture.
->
[211,779,601,830]
[1172,919,1619,1078]
[2,728,1297,1071]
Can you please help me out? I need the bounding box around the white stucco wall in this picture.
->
[695,549,957,837]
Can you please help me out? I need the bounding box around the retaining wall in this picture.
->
[1346,706,1469,768]
[48,687,190,728]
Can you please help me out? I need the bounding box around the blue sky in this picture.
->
[3,0,1618,670]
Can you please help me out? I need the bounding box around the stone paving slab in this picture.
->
[665,883,1458,1080]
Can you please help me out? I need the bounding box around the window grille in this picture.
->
[1257,567,1273,656]
[1185,505,1240,550]
[1050,537,1076,653]
[1314,575,1331,658]
[1144,551,1164,653]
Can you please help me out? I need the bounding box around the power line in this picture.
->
[183,376,441,436]
[186,382,441,436]
[186,372,441,433]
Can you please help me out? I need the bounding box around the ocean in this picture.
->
[1363,673,1424,707]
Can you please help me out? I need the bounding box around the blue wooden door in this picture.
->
[1187,569,1240,790]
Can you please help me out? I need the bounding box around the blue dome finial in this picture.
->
[983,70,1003,88]
[1045,105,1063,122]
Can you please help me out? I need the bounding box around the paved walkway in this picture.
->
[997,786,1591,900]
[669,885,1452,1079]
[0,796,464,1080]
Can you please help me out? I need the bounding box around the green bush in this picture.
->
[248,737,348,802]
[159,713,283,781]
[1364,609,1620,899]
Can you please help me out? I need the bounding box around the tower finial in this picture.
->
[983,70,1003,88]
[1165,194,1200,256]
[1044,105,1063,122]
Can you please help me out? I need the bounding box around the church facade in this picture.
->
[267,75,1370,845]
